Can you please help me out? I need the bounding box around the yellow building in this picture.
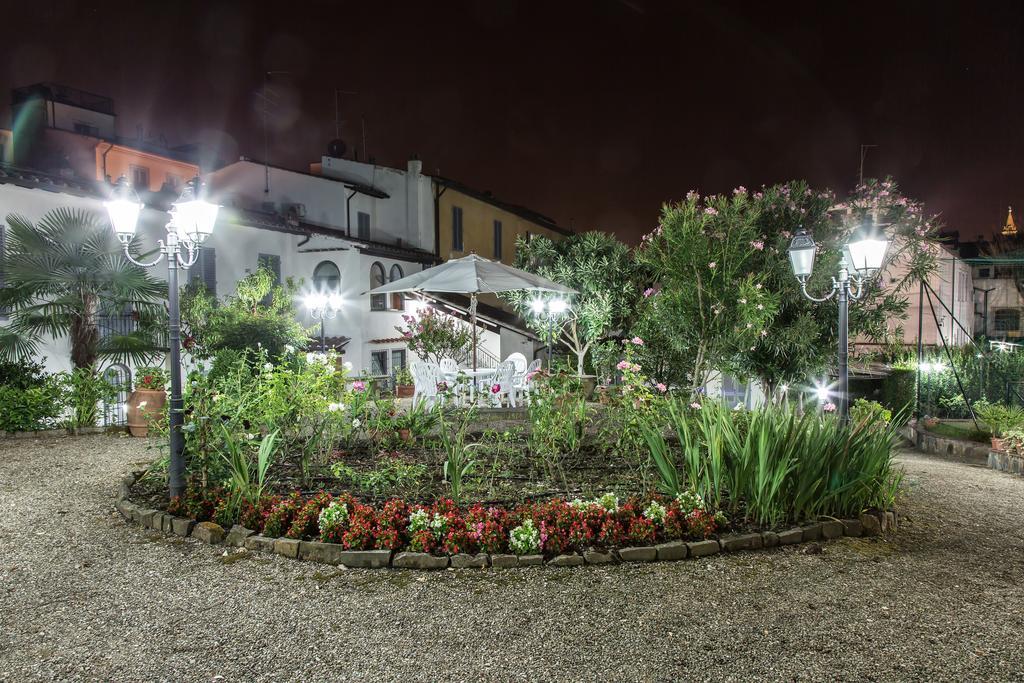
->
[433,177,572,264]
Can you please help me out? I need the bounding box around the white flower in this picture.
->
[343,361,353,371]
[352,418,361,429]
[306,352,315,364]
[246,433,256,440]
[263,362,274,372]
[328,402,344,412]
[734,402,744,410]
[284,344,295,354]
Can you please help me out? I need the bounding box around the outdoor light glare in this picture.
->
[844,216,890,276]
[170,178,220,243]
[780,384,789,393]
[304,292,327,311]
[548,299,568,314]
[103,177,143,242]
[530,298,546,314]
[787,228,816,280]
[327,292,343,311]
[815,384,830,401]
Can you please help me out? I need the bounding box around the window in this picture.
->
[313,260,341,290]
[370,262,386,311]
[493,220,503,260]
[978,267,991,279]
[389,264,404,310]
[391,349,407,373]
[370,350,388,375]
[189,246,216,296]
[994,309,1020,333]
[357,211,371,240]
[130,165,150,191]
[164,173,182,192]
[73,121,100,136]
[452,206,464,251]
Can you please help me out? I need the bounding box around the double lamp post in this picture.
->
[105,178,220,499]
[786,215,889,422]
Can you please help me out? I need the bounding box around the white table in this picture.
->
[444,368,497,405]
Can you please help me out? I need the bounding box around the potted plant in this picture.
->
[394,401,439,443]
[394,365,414,398]
[127,366,169,437]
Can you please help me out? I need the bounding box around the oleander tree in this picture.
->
[733,178,940,396]
[634,189,779,394]
[502,231,647,376]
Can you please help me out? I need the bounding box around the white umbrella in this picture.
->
[369,253,575,370]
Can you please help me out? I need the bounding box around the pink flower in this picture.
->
[823,402,837,413]
[643,287,655,298]
[491,383,501,394]
[631,363,641,373]
[616,360,631,371]
[704,207,718,216]
[353,381,366,392]
[750,240,764,251]
[655,383,667,393]
[708,261,717,269]
[631,336,644,346]
[689,401,702,410]
[781,230,791,239]
[733,186,747,195]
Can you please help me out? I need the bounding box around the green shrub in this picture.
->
[648,399,902,526]
[851,399,892,429]
[974,402,1024,437]
[879,367,916,414]
[0,382,65,432]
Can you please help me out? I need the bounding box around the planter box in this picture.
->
[395,385,414,399]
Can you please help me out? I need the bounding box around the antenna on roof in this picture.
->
[361,115,367,162]
[260,70,290,194]
[858,144,877,185]
[334,88,357,139]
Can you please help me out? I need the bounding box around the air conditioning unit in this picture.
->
[285,203,306,218]
[261,201,277,214]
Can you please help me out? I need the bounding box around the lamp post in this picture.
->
[530,297,568,369]
[104,177,220,499]
[303,290,343,351]
[787,216,889,422]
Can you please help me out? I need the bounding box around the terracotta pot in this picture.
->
[398,428,413,442]
[991,437,1006,451]
[126,389,167,437]
[396,384,414,398]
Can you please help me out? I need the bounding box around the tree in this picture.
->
[635,189,778,393]
[0,208,166,369]
[503,231,646,376]
[733,178,940,395]
[181,266,310,361]
[395,307,473,364]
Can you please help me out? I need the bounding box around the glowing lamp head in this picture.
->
[304,292,327,312]
[843,216,889,277]
[787,228,816,281]
[103,178,142,243]
[530,298,546,315]
[815,384,830,401]
[548,299,568,315]
[171,178,219,244]
[327,292,343,311]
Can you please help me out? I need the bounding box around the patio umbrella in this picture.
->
[368,253,575,370]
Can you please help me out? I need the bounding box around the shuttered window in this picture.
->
[493,220,503,260]
[358,212,371,240]
[190,246,217,297]
[452,206,463,251]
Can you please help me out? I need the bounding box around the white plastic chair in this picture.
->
[439,358,459,375]
[412,362,444,408]
[505,352,528,375]
[489,360,518,408]
[514,359,542,405]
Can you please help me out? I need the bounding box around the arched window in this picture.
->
[370,262,386,311]
[389,264,404,310]
[313,260,341,291]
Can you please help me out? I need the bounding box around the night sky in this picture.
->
[2,0,1022,242]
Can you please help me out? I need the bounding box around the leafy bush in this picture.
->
[0,359,49,390]
[879,367,916,414]
[134,366,169,390]
[648,399,902,526]
[851,399,892,429]
[0,381,65,432]
[974,402,1024,437]
[395,308,472,364]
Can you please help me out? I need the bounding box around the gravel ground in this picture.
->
[1,436,1023,682]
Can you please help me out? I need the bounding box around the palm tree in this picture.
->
[0,207,167,370]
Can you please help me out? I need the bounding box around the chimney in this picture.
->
[406,157,425,249]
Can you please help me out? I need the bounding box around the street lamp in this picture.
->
[303,290,343,351]
[787,216,889,422]
[104,176,220,499]
[530,297,569,369]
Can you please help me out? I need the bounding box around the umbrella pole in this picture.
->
[471,293,478,372]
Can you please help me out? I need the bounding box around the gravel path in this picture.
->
[1,436,1023,682]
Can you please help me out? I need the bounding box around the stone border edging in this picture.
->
[114,474,899,570]
[904,421,990,463]
[989,449,1024,476]
[2,426,120,439]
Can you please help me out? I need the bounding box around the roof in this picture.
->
[226,207,438,265]
[434,175,573,237]
[0,163,100,197]
[234,157,390,199]
[13,82,115,116]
